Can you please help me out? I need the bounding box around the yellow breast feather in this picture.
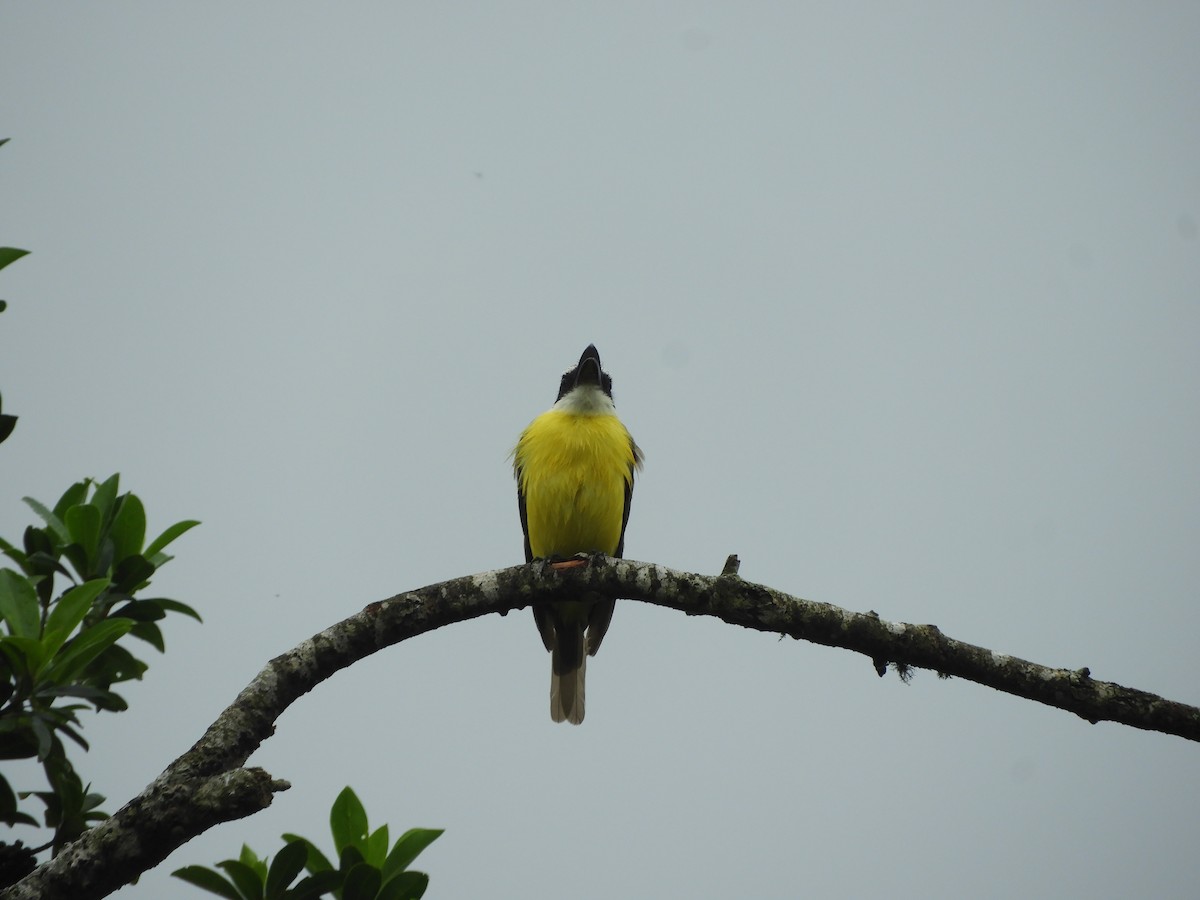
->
[514,409,639,560]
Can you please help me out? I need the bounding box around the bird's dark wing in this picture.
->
[517,470,533,564]
[589,453,636,657]
[519,468,557,653]
[614,452,636,559]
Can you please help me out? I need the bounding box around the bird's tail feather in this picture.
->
[550,624,586,724]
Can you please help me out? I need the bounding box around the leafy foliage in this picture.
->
[173,787,442,900]
[0,392,15,447]
[2,144,444,897]
[0,475,200,852]
[0,135,26,439]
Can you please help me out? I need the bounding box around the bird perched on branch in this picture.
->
[512,344,643,723]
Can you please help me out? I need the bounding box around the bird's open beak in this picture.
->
[575,344,603,387]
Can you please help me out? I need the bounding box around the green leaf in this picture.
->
[144,519,200,558]
[128,620,165,652]
[83,641,148,687]
[42,579,110,660]
[145,551,173,569]
[41,619,134,683]
[152,596,203,622]
[22,525,54,559]
[378,871,429,900]
[0,718,40,760]
[109,493,146,562]
[112,554,155,592]
[265,840,308,899]
[288,870,343,900]
[216,859,265,900]
[280,835,334,875]
[112,599,166,622]
[64,504,101,571]
[26,552,71,583]
[0,775,39,827]
[4,636,45,679]
[0,570,40,638]
[1,548,28,573]
[0,413,15,444]
[79,785,107,817]
[366,823,389,867]
[239,844,269,881]
[330,786,369,856]
[29,714,53,760]
[341,863,381,900]
[93,538,115,582]
[89,474,121,528]
[381,829,443,881]
[173,866,246,900]
[0,534,25,566]
[56,719,91,753]
[60,543,88,582]
[39,683,127,711]
[24,497,69,544]
[338,846,365,872]
[51,481,90,523]
[0,247,30,271]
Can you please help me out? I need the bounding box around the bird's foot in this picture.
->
[547,552,604,571]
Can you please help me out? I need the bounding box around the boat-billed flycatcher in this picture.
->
[513,344,643,724]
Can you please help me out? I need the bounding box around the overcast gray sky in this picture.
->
[2,4,1199,898]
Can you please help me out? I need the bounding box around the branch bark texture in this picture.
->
[6,557,1197,899]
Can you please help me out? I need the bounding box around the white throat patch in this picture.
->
[553,384,616,416]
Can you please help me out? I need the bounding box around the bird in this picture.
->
[512,344,643,724]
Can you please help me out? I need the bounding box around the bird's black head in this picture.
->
[556,344,614,401]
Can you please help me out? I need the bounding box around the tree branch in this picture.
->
[6,557,1197,898]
